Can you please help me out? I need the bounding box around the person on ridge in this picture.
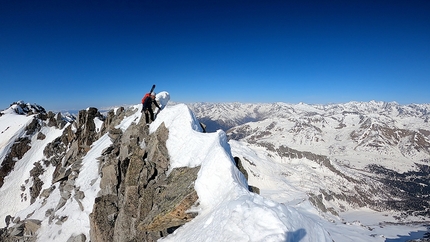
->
[142,92,161,124]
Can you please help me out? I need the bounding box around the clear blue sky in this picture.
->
[1,0,429,111]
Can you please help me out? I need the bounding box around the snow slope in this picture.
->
[0,106,35,161]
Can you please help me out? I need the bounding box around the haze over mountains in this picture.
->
[0,99,429,241]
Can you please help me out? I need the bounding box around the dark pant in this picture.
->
[143,108,155,123]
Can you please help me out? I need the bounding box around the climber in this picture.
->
[141,92,161,124]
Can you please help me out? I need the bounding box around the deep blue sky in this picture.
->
[1,0,429,111]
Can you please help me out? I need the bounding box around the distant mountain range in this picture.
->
[189,101,430,220]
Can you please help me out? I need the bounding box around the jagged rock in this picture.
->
[5,215,12,227]
[44,108,102,176]
[25,118,41,135]
[36,132,46,140]
[100,108,126,136]
[108,128,122,142]
[67,233,86,242]
[29,177,43,205]
[146,123,170,170]
[46,111,70,129]
[39,186,55,199]
[234,156,249,180]
[234,156,260,194]
[90,111,201,242]
[45,209,54,218]
[47,111,57,127]
[249,185,260,194]
[4,103,202,241]
[99,164,118,196]
[55,197,68,211]
[138,167,200,232]
[52,167,72,184]
[9,223,24,237]
[48,108,101,186]
[24,219,41,236]
[29,162,45,204]
[89,195,118,242]
[61,125,74,147]
[0,137,31,187]
[74,190,85,211]
[10,101,46,116]
[43,137,67,166]
[55,216,68,225]
[0,219,41,242]
[76,107,104,147]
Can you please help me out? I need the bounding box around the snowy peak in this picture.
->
[1,101,46,116]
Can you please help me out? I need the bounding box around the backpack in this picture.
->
[141,93,151,104]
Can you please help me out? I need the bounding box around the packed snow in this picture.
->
[1,97,429,241]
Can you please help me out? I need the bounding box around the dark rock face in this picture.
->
[234,157,260,194]
[25,118,42,136]
[28,162,45,204]
[0,137,31,188]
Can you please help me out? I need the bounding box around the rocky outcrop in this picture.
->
[234,157,260,194]
[9,101,46,116]
[0,107,46,188]
[0,137,31,188]
[1,104,201,241]
[0,218,41,242]
[90,113,200,242]
[0,107,105,241]
[0,102,72,189]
